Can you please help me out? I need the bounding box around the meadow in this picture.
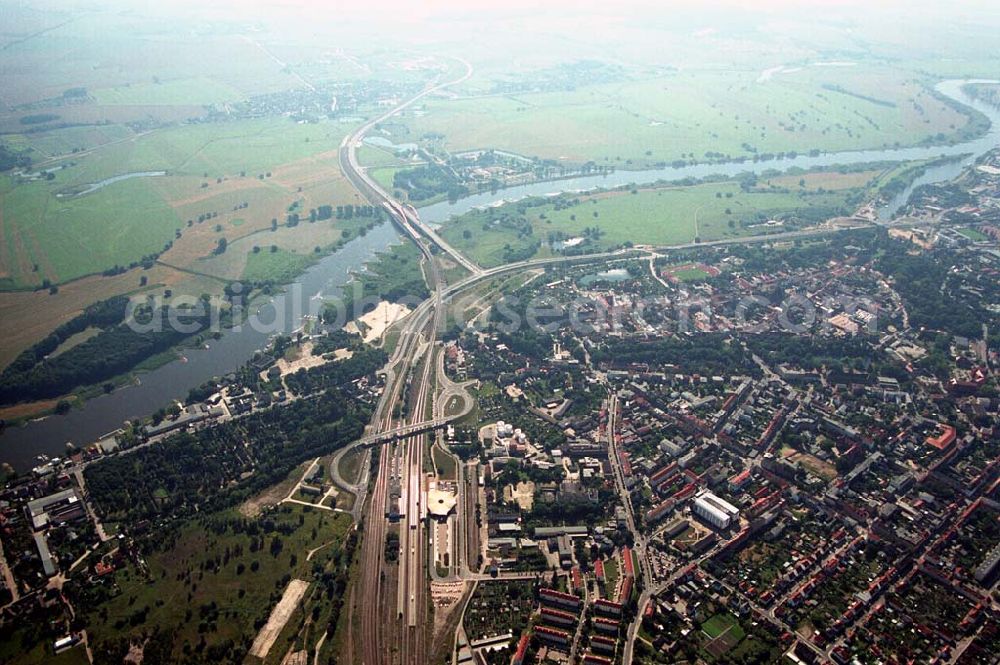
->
[51,117,355,185]
[0,108,375,373]
[439,177,862,267]
[81,504,351,663]
[92,76,246,106]
[0,115,363,286]
[242,247,316,284]
[2,124,136,161]
[398,64,975,169]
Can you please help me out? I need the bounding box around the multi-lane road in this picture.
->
[333,55,884,665]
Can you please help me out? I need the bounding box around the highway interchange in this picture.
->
[329,59,882,665]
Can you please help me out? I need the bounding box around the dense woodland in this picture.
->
[0,142,31,171]
[85,342,387,523]
[592,334,757,377]
[283,345,386,396]
[85,390,369,524]
[745,333,905,377]
[963,82,1000,110]
[876,243,997,340]
[393,162,469,203]
[0,298,211,404]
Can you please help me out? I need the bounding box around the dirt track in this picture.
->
[248,579,310,659]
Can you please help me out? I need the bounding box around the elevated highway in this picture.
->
[338,60,481,278]
[335,54,877,665]
[357,417,451,447]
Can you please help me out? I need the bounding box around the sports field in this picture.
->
[958,226,989,241]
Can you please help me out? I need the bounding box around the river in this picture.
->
[1,222,402,471]
[2,79,998,470]
[418,80,1000,226]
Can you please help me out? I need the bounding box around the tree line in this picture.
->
[0,298,211,404]
[85,389,370,525]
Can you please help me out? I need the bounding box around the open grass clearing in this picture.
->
[82,504,350,661]
[439,179,856,267]
[432,445,458,481]
[92,76,246,106]
[399,66,974,168]
[702,612,744,640]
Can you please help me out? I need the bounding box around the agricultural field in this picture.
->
[53,117,355,185]
[1,115,362,287]
[2,124,137,161]
[0,16,304,108]
[75,504,352,663]
[396,64,978,169]
[92,77,247,106]
[0,112,375,371]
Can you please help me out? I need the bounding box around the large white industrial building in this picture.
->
[692,490,740,529]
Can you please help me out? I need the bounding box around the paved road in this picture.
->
[331,57,881,662]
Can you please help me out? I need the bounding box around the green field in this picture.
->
[50,117,353,186]
[702,613,744,640]
[439,179,856,267]
[4,124,137,160]
[958,226,989,241]
[371,166,401,192]
[672,267,712,282]
[357,145,411,168]
[396,65,976,168]
[81,504,350,662]
[92,77,247,106]
[0,176,182,285]
[604,557,620,592]
[432,444,458,479]
[0,114,363,288]
[242,247,315,284]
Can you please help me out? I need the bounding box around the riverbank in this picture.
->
[1,78,997,470]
